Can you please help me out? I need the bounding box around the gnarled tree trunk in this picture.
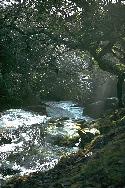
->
[117,75,124,107]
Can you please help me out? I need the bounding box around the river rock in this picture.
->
[84,97,118,118]
[0,166,20,176]
[24,104,47,115]
[0,134,12,145]
[78,130,95,148]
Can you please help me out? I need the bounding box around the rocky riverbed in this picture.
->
[1,107,125,188]
[1,102,125,188]
[0,101,93,187]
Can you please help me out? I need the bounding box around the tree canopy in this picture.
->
[0,0,125,107]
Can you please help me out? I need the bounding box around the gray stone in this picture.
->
[84,97,118,118]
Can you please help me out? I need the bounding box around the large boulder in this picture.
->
[84,97,118,118]
[24,104,47,115]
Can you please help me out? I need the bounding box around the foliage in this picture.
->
[0,0,125,107]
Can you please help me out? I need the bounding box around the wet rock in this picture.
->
[78,130,95,148]
[84,97,118,118]
[24,104,47,115]
[0,134,12,145]
[0,167,20,176]
[56,122,64,127]
[49,117,69,123]
[57,117,69,121]
[75,120,86,125]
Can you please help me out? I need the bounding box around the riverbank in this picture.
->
[2,107,125,188]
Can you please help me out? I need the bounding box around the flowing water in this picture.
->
[0,101,92,183]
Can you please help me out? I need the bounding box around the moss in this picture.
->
[60,109,125,187]
[70,115,125,187]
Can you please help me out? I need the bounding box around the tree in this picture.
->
[39,0,125,106]
[1,0,125,107]
[46,0,125,106]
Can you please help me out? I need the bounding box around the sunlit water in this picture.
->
[46,101,90,120]
[0,101,92,182]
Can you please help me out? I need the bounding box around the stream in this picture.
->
[0,101,92,184]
